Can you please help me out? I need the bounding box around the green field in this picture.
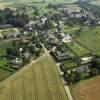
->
[66,42,90,56]
[63,60,77,69]
[0,41,16,81]
[0,59,16,81]
[0,55,68,100]
[0,41,12,56]
[76,26,100,55]
[62,26,80,36]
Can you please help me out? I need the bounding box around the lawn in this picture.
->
[0,69,12,82]
[63,60,78,69]
[0,59,16,82]
[0,41,12,56]
[0,55,68,100]
[76,26,100,55]
[62,26,80,36]
[0,28,16,36]
[0,41,15,81]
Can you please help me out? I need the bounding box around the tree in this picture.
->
[6,47,19,57]
[21,13,30,23]
[44,19,54,29]
[0,13,5,24]
[29,45,35,55]
[90,68,99,76]
[91,58,100,69]
[4,8,13,20]
[34,8,39,16]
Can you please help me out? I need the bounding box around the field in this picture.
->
[62,60,77,69]
[76,26,100,55]
[71,76,100,100]
[0,41,16,82]
[67,42,90,57]
[0,55,68,100]
[90,0,100,6]
[0,41,12,56]
[0,0,75,3]
[62,26,80,36]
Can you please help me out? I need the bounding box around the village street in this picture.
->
[56,63,74,100]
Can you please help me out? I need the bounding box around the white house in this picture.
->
[62,34,72,43]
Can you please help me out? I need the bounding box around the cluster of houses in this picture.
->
[38,30,59,50]
[59,55,93,84]
[51,3,100,26]
[54,31,72,43]
[0,28,25,40]
[51,43,75,61]
[7,38,44,69]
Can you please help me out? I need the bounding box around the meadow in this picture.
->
[67,42,90,57]
[76,26,100,55]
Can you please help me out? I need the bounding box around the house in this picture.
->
[76,56,92,65]
[41,16,47,24]
[75,65,90,73]
[11,58,23,66]
[52,50,71,61]
[81,57,92,64]
[24,52,31,59]
[62,34,72,43]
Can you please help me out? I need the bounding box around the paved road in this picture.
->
[56,63,74,100]
[65,86,74,100]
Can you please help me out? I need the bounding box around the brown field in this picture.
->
[71,76,100,100]
[0,3,5,9]
[0,55,68,100]
[0,3,13,9]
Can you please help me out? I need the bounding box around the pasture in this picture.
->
[0,55,68,100]
[67,42,90,57]
[76,26,100,55]
[71,76,100,100]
